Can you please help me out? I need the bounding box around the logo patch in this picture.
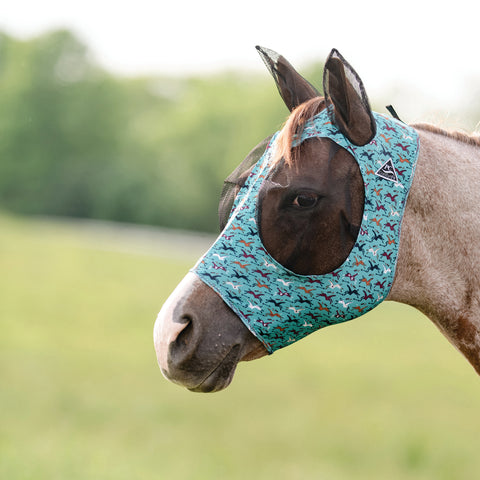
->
[375,159,398,183]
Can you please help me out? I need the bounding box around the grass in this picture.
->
[1,213,479,480]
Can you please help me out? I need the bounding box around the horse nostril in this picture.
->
[173,315,194,350]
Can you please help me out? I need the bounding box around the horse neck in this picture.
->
[388,127,480,374]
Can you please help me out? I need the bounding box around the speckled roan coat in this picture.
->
[154,47,480,392]
[390,124,480,373]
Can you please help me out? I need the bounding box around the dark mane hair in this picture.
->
[412,123,480,148]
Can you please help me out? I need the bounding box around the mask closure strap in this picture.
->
[386,105,405,124]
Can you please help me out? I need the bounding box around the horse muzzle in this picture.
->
[154,273,267,392]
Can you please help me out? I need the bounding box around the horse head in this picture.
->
[154,47,417,392]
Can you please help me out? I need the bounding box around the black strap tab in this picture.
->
[386,105,404,123]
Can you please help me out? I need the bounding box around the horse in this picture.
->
[154,46,480,392]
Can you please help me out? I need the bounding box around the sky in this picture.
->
[1,0,479,128]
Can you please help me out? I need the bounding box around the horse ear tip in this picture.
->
[255,45,267,59]
[256,46,279,60]
[256,46,282,70]
[326,48,346,66]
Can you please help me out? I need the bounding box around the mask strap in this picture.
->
[386,105,404,124]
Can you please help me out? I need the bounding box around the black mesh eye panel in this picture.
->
[218,135,272,231]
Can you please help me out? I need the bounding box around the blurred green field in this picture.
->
[1,213,479,480]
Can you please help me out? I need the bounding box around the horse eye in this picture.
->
[292,193,319,208]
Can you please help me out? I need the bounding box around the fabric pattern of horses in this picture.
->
[192,108,419,352]
[154,46,480,393]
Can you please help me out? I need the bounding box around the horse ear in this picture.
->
[323,49,376,146]
[256,45,320,112]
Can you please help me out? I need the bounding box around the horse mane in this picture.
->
[275,99,480,167]
[274,97,326,166]
[412,123,480,148]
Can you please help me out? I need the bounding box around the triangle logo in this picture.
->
[375,158,398,183]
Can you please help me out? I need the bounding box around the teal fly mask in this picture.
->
[192,49,420,353]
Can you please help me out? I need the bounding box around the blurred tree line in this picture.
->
[7,30,477,233]
[0,29,312,232]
